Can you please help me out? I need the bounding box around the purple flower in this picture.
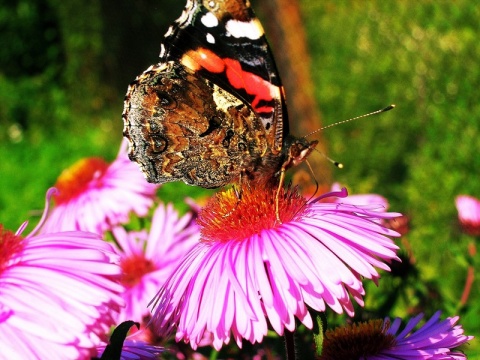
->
[112,203,200,324]
[150,186,401,350]
[321,311,473,359]
[96,340,164,360]
[0,189,124,359]
[42,139,158,235]
[455,195,480,236]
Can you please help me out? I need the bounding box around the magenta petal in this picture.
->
[150,189,401,350]
[0,225,124,359]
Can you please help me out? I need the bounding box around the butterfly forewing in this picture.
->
[160,0,286,152]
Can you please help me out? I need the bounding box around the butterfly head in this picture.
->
[281,135,318,171]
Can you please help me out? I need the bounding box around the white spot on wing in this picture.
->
[225,18,264,40]
[206,33,215,44]
[201,12,219,27]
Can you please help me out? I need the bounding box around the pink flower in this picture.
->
[112,203,199,324]
[42,139,158,235]
[96,340,164,360]
[0,189,124,359]
[455,195,480,236]
[150,186,401,350]
[321,311,473,359]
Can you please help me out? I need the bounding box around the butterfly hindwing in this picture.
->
[123,61,269,188]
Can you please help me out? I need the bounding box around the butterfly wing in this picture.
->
[160,0,287,153]
[122,0,306,189]
[123,61,268,188]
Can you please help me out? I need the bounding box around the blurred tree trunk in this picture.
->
[257,0,331,188]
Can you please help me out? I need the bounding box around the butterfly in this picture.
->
[122,0,318,198]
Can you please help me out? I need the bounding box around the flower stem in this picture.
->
[284,329,297,360]
[459,242,476,308]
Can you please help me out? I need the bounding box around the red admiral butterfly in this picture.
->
[123,0,317,194]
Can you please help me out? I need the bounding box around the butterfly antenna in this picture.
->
[314,148,344,169]
[303,104,395,139]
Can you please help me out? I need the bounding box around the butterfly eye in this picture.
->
[156,90,177,110]
[150,134,168,153]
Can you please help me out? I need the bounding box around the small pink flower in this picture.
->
[321,311,473,359]
[150,186,401,350]
[0,189,124,359]
[42,139,158,235]
[455,195,480,236]
[112,203,200,324]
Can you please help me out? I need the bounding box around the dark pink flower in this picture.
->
[150,186,401,350]
[42,139,158,235]
[0,189,124,359]
[455,195,480,236]
[112,203,199,324]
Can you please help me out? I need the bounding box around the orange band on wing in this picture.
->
[182,48,225,73]
[182,48,278,114]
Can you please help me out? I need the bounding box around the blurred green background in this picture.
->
[1,0,478,356]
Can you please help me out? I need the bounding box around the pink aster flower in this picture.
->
[41,139,158,235]
[112,203,200,324]
[320,311,473,359]
[455,195,480,236]
[0,189,125,359]
[150,186,401,350]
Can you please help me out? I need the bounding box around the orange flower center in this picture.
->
[197,185,307,243]
[319,319,396,359]
[0,225,25,273]
[120,253,157,288]
[54,157,109,204]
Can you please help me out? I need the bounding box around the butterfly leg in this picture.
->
[275,167,287,223]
